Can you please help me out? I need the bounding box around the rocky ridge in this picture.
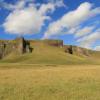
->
[0,37,92,59]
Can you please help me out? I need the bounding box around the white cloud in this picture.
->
[39,3,55,15]
[75,26,95,38]
[47,0,66,8]
[0,0,36,10]
[94,46,100,51]
[3,1,56,35]
[0,0,66,11]
[77,29,100,48]
[3,7,44,34]
[0,1,26,10]
[90,7,100,17]
[43,2,100,39]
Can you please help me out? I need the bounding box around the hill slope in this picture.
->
[0,39,100,65]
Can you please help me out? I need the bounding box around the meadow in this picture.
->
[0,64,100,100]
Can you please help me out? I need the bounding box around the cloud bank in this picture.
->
[3,4,55,35]
[43,2,100,49]
[43,2,100,38]
[2,0,65,35]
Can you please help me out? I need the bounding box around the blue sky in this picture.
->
[0,0,100,50]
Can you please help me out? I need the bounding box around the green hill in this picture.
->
[0,39,100,65]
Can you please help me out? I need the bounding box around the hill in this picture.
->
[0,38,100,65]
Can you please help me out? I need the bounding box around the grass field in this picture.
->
[0,64,100,100]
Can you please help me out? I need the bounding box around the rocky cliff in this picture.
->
[0,38,32,59]
[64,45,90,56]
[0,38,93,59]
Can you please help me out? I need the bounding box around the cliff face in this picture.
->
[0,38,92,59]
[14,38,32,54]
[0,38,32,59]
[29,39,91,57]
[64,45,90,56]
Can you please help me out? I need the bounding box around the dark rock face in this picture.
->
[64,45,73,54]
[14,37,29,54]
[14,37,33,54]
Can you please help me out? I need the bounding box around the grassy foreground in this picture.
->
[0,65,100,100]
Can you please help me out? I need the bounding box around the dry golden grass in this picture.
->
[0,65,100,100]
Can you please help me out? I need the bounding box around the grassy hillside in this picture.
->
[0,40,100,65]
[0,40,100,100]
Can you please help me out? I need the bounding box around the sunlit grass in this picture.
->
[0,65,100,100]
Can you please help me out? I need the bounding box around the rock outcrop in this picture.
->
[64,45,90,56]
[0,38,91,59]
[0,38,32,59]
[14,37,32,54]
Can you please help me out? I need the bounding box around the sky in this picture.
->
[0,0,100,51]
